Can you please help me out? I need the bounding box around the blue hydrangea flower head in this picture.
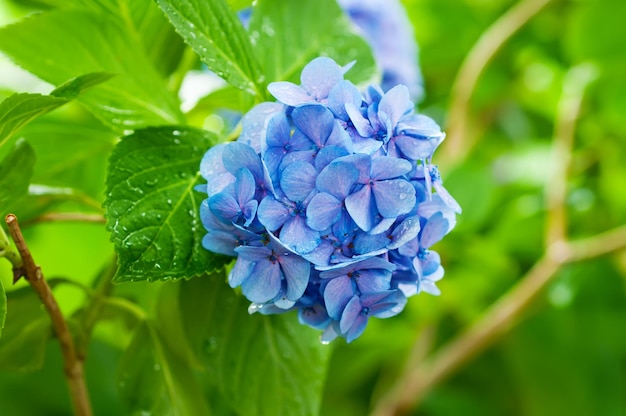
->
[199,57,459,343]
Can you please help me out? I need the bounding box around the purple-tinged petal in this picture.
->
[200,144,234,195]
[301,241,334,267]
[239,102,284,153]
[388,216,421,249]
[368,217,396,235]
[235,168,256,203]
[306,193,343,231]
[367,290,407,318]
[315,146,350,172]
[328,80,363,120]
[353,233,388,254]
[396,114,445,141]
[279,253,310,301]
[242,261,282,303]
[200,199,231,230]
[268,81,314,106]
[345,315,368,343]
[355,269,393,294]
[257,197,290,231]
[345,185,376,231]
[336,153,372,183]
[300,57,344,100]
[352,137,383,155]
[373,179,415,218]
[228,257,255,287]
[202,231,239,256]
[292,104,335,146]
[378,85,413,128]
[394,134,438,160]
[345,102,374,137]
[280,161,317,202]
[222,142,262,179]
[299,304,331,330]
[279,216,320,254]
[420,212,449,248]
[235,245,272,262]
[371,156,412,179]
[323,276,355,320]
[316,161,359,198]
[241,200,258,226]
[264,112,291,148]
[339,295,362,334]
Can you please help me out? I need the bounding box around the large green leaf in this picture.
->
[0,72,112,149]
[156,0,264,97]
[0,140,36,208]
[0,10,184,131]
[248,0,377,85]
[0,286,51,372]
[179,273,331,416]
[117,321,210,416]
[104,126,228,282]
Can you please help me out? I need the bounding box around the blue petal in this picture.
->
[241,261,282,303]
[208,191,240,223]
[298,304,331,330]
[235,168,256,204]
[222,142,262,179]
[257,196,290,231]
[367,290,407,318]
[345,102,374,137]
[314,145,350,172]
[279,161,317,202]
[339,295,362,334]
[239,102,284,153]
[279,216,320,254]
[279,253,310,301]
[433,181,462,214]
[202,231,238,256]
[228,257,255,287]
[300,57,344,100]
[353,232,388,254]
[268,81,314,106]
[306,193,342,231]
[420,212,449,248]
[355,269,392,294]
[378,85,413,128]
[394,134,437,160]
[345,184,376,232]
[235,245,271,262]
[316,161,359,197]
[291,104,335,146]
[373,179,415,218]
[301,240,334,267]
[345,315,368,343]
[397,114,445,141]
[200,143,235,195]
[324,276,355,320]
[388,216,421,250]
[371,156,412,180]
[241,200,258,226]
[328,80,362,120]
[336,153,372,183]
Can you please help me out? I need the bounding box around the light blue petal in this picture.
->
[373,179,415,218]
[394,134,437,160]
[242,261,282,303]
[339,295,362,334]
[353,232,388,254]
[202,231,238,256]
[291,104,335,146]
[228,257,255,287]
[345,315,368,343]
[209,192,240,223]
[279,216,320,254]
[200,143,235,195]
[222,142,262,179]
[235,168,256,203]
[300,57,344,100]
[388,216,421,250]
[324,276,355,320]
[239,102,284,153]
[336,153,372,183]
[316,161,359,197]
[268,81,314,106]
[235,245,272,262]
[328,80,362,120]
[345,102,374,137]
[314,145,350,172]
[257,196,290,231]
[378,84,412,128]
[280,161,317,202]
[298,304,331,330]
[369,290,407,318]
[345,184,376,231]
[279,253,310,301]
[306,193,343,231]
[420,212,449,248]
[371,156,412,179]
[241,200,258,226]
[355,269,392,294]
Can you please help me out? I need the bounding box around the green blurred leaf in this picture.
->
[0,286,51,372]
[156,0,264,97]
[248,0,377,85]
[0,140,36,208]
[104,126,227,283]
[179,274,331,416]
[0,10,184,131]
[117,321,210,416]
[0,280,5,339]
[0,72,112,148]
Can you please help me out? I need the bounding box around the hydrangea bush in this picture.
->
[199,57,461,342]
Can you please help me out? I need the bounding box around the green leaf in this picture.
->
[156,0,264,97]
[0,72,112,149]
[180,273,331,416]
[0,10,184,131]
[0,280,5,339]
[0,140,36,208]
[104,126,228,282]
[248,0,377,85]
[118,321,210,416]
[0,286,51,372]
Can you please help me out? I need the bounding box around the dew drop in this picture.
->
[248,303,263,314]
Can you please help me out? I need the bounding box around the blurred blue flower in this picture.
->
[199,57,459,342]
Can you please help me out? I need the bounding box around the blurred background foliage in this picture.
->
[0,0,625,415]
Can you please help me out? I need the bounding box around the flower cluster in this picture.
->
[199,57,460,342]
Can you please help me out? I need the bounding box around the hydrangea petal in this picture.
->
[279,216,320,254]
[222,142,262,179]
[339,295,362,334]
[420,212,449,248]
[268,81,314,106]
[279,253,310,301]
[208,192,240,224]
[323,276,354,320]
[228,257,255,287]
[373,179,415,218]
[280,162,317,202]
[316,161,359,197]
[242,261,282,303]
[345,102,374,137]
[328,80,363,120]
[300,57,344,100]
[291,104,335,146]
[239,102,284,152]
[345,315,368,343]
[378,84,413,128]
[257,197,290,231]
[371,156,412,179]
[306,193,342,231]
[345,185,376,231]
[200,143,234,195]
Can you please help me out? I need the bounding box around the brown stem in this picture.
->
[443,0,554,166]
[5,214,92,416]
